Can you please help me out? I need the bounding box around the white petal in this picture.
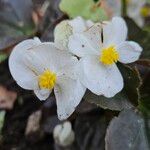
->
[54,17,94,51]
[27,42,78,74]
[78,56,123,97]
[17,76,38,90]
[86,20,94,28]
[103,17,127,46]
[54,77,86,120]
[23,47,52,75]
[9,38,41,90]
[57,58,78,80]
[68,23,102,57]
[117,41,143,64]
[34,89,51,100]
[82,23,102,51]
[54,20,73,51]
[69,16,94,34]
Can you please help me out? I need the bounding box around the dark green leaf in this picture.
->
[125,17,150,59]
[118,63,142,106]
[138,61,150,116]
[105,109,150,150]
[84,90,133,111]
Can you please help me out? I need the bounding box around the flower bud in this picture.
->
[53,121,75,147]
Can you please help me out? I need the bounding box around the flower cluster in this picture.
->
[9,16,142,120]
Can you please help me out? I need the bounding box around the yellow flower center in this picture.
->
[140,6,150,17]
[38,69,56,90]
[100,45,119,65]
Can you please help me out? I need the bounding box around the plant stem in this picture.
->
[122,0,127,17]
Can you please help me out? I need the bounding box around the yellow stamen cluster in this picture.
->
[140,7,150,17]
[38,69,56,90]
[100,45,119,65]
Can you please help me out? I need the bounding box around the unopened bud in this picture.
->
[53,121,75,147]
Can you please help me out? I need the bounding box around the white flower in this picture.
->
[53,121,75,147]
[54,16,94,51]
[105,0,147,27]
[68,17,142,97]
[9,37,86,120]
[127,0,146,27]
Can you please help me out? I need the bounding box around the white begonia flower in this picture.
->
[9,37,86,120]
[127,0,147,27]
[53,121,75,147]
[54,16,94,51]
[105,0,147,27]
[68,17,143,98]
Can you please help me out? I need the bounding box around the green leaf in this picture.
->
[136,60,150,116]
[125,17,150,59]
[59,0,108,22]
[84,90,133,111]
[0,53,7,63]
[0,111,5,134]
[105,109,150,150]
[118,63,142,106]
[84,64,141,111]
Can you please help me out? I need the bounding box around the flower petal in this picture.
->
[78,56,123,97]
[68,23,102,57]
[17,76,38,90]
[57,58,78,80]
[103,17,127,46]
[117,41,143,64]
[54,20,73,51]
[9,38,41,90]
[26,42,78,74]
[54,17,94,51]
[54,77,86,120]
[34,89,51,100]
[69,16,94,34]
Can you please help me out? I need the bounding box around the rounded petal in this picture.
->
[54,17,94,51]
[54,20,73,51]
[9,38,41,90]
[103,17,127,46]
[78,56,123,97]
[117,41,143,64]
[68,23,102,57]
[34,89,51,100]
[54,77,86,120]
[69,16,94,34]
[26,42,78,74]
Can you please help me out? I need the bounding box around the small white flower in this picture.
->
[53,121,75,147]
[105,0,147,27]
[127,0,147,27]
[54,16,94,51]
[68,17,142,97]
[9,37,86,120]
